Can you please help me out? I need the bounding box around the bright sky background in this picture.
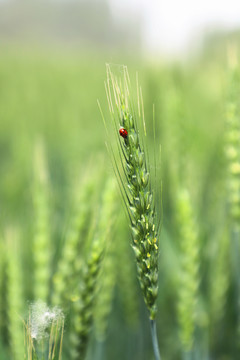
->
[109,0,240,56]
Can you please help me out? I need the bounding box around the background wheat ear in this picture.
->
[68,176,117,360]
[104,65,162,360]
[51,166,98,308]
[175,188,200,358]
[225,49,240,343]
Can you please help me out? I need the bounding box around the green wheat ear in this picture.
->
[104,65,161,321]
[102,65,161,360]
[225,55,240,228]
[94,232,116,343]
[51,169,97,308]
[69,176,117,360]
[225,47,240,342]
[175,188,200,355]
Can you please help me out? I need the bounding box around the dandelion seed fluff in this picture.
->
[29,300,64,341]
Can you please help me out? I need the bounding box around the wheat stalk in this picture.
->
[32,139,51,302]
[5,228,25,360]
[103,65,161,360]
[0,237,8,347]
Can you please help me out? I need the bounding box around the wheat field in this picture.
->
[0,47,238,359]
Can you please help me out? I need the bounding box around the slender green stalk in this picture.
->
[32,139,51,302]
[150,320,161,360]
[6,228,25,360]
[0,238,8,347]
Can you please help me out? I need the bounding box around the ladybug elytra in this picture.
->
[119,127,128,139]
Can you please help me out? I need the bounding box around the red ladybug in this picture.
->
[119,127,128,139]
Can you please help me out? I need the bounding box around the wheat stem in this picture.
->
[33,139,51,302]
[150,320,161,360]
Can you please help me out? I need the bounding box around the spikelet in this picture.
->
[176,188,199,354]
[104,65,161,321]
[51,170,96,307]
[69,177,117,360]
[5,228,25,360]
[32,139,51,302]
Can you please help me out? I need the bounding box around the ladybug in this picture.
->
[119,127,128,139]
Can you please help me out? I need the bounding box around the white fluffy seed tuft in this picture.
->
[29,300,64,341]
